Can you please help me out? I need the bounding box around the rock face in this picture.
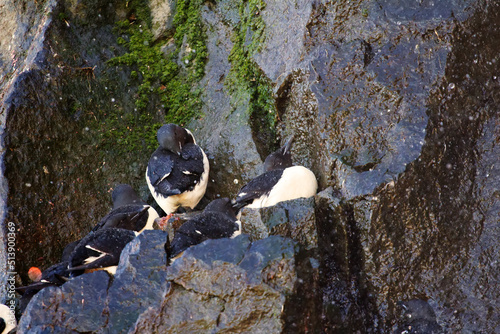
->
[17,230,168,333]
[241,197,318,250]
[4,0,500,332]
[18,231,316,333]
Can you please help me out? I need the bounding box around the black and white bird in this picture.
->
[0,304,16,334]
[233,136,318,210]
[146,124,209,215]
[92,184,158,234]
[67,228,136,276]
[168,198,241,262]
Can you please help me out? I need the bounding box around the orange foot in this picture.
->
[156,213,175,230]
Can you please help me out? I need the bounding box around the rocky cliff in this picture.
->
[1,0,500,332]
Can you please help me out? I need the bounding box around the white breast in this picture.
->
[146,150,210,214]
[246,166,318,208]
[136,205,160,234]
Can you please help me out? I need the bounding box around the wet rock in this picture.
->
[189,4,263,200]
[393,299,442,334]
[105,230,169,333]
[351,4,500,332]
[241,197,318,250]
[314,188,378,332]
[17,271,110,334]
[0,0,58,300]
[151,0,177,41]
[133,235,317,333]
[253,0,312,83]
[2,0,146,287]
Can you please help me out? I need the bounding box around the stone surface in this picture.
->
[18,231,314,333]
[150,0,177,41]
[17,271,110,333]
[189,4,263,201]
[241,197,318,250]
[105,230,169,333]
[134,235,307,333]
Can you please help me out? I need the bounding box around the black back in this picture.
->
[147,143,205,196]
[233,169,284,208]
[169,198,240,259]
[68,228,136,274]
[92,205,149,232]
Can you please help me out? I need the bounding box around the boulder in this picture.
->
[17,271,110,333]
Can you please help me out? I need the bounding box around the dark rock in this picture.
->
[17,271,110,334]
[241,197,318,250]
[105,230,169,333]
[393,299,442,334]
[132,234,317,333]
[2,0,143,288]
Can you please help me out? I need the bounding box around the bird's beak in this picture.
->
[282,135,294,154]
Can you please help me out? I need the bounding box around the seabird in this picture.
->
[92,184,159,234]
[233,136,318,209]
[168,198,241,262]
[146,124,209,214]
[67,228,136,276]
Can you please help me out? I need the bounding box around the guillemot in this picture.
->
[92,184,158,234]
[146,124,209,214]
[233,136,318,210]
[67,227,136,276]
[168,198,241,262]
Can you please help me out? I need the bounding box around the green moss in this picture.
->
[174,0,209,82]
[100,0,208,152]
[226,0,277,155]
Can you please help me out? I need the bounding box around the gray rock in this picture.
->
[189,4,263,200]
[133,235,310,333]
[241,197,318,250]
[160,38,177,57]
[150,0,177,41]
[17,271,110,334]
[105,230,169,333]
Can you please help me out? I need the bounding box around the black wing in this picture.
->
[234,169,284,207]
[92,205,149,232]
[169,212,238,257]
[151,144,206,196]
[68,228,136,273]
[147,147,175,188]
